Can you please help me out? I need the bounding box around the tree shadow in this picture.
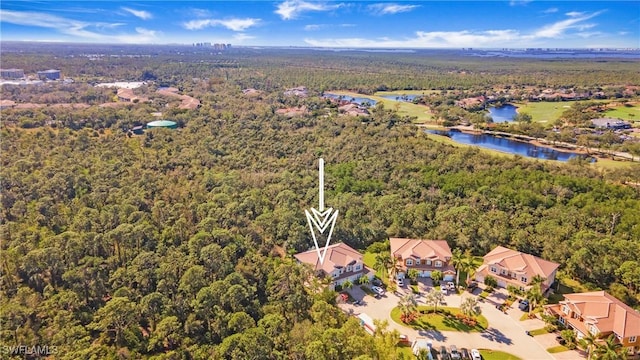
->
[480,327,513,345]
[417,329,447,342]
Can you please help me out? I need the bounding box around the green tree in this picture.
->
[460,296,481,318]
[425,288,445,314]
[484,275,498,289]
[374,252,393,281]
[89,297,138,346]
[450,248,465,286]
[578,331,599,360]
[397,293,418,323]
[594,333,624,360]
[431,270,443,286]
[407,269,419,284]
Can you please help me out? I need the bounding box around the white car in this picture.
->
[471,348,482,360]
[441,287,448,295]
[371,286,385,295]
[447,281,456,291]
[397,278,404,286]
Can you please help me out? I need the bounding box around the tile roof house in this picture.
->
[294,242,373,290]
[475,246,559,291]
[545,291,640,357]
[390,238,455,281]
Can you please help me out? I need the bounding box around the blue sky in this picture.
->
[1,1,638,48]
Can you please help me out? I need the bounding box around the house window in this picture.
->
[519,286,525,292]
[630,336,637,343]
[426,260,432,266]
[490,266,497,273]
[406,259,413,266]
[415,259,421,265]
[589,325,598,336]
[562,305,571,315]
[520,277,527,283]
[501,269,507,275]
[333,273,338,278]
[559,317,565,325]
[346,266,352,272]
[435,261,442,267]
[354,264,361,271]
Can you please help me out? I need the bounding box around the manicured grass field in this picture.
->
[528,328,550,336]
[396,344,414,357]
[547,345,570,353]
[479,349,523,360]
[604,104,640,121]
[328,90,435,123]
[391,306,488,332]
[375,90,440,96]
[512,101,568,123]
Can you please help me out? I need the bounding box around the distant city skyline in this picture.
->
[0,1,638,48]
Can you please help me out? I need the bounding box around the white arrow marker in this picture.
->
[305,158,339,265]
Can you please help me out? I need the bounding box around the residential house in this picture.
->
[475,246,559,292]
[390,238,455,281]
[37,69,61,81]
[294,242,373,290]
[591,118,632,130]
[545,291,640,357]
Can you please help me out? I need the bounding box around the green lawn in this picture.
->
[547,292,565,304]
[375,90,441,96]
[557,276,596,294]
[528,328,550,336]
[396,343,413,358]
[604,104,640,121]
[329,90,435,123]
[479,349,523,360]
[391,306,488,332]
[547,345,570,353]
[519,313,529,321]
[512,101,568,123]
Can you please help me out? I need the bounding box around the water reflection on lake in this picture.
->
[379,94,419,102]
[487,104,518,123]
[428,129,589,162]
[324,93,377,105]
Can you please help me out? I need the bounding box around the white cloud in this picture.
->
[275,0,343,20]
[121,7,152,20]
[368,3,420,15]
[304,23,355,31]
[189,8,212,18]
[543,7,558,14]
[0,9,159,43]
[533,11,603,38]
[183,17,260,31]
[509,0,533,6]
[233,33,255,42]
[304,11,608,48]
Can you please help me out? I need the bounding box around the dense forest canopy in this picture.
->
[1,44,639,359]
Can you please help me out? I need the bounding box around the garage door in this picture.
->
[497,279,507,288]
[443,274,454,281]
[420,270,431,278]
[475,274,484,283]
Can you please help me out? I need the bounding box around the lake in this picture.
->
[324,93,377,105]
[488,104,518,123]
[428,129,588,162]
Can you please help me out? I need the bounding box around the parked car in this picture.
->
[518,299,530,312]
[440,345,449,360]
[398,334,410,344]
[371,278,382,286]
[467,281,478,292]
[441,287,448,296]
[470,348,482,360]
[555,335,566,345]
[450,345,461,359]
[460,348,471,360]
[371,286,385,295]
[397,278,404,286]
[447,281,456,291]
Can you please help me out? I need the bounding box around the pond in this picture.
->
[324,93,377,106]
[428,129,590,162]
[488,104,518,123]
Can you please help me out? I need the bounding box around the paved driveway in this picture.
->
[341,286,555,360]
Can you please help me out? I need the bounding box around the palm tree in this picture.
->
[358,275,370,286]
[390,255,403,281]
[525,285,544,316]
[507,284,522,300]
[398,293,418,323]
[342,279,354,290]
[425,288,445,314]
[578,332,599,360]
[593,333,624,360]
[530,275,546,290]
[460,296,481,318]
[461,250,477,285]
[451,248,464,286]
[374,252,393,281]
[431,270,443,286]
[407,269,419,284]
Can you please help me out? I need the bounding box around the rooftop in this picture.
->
[294,242,363,275]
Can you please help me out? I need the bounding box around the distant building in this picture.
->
[37,69,61,81]
[1,68,25,79]
[591,118,632,130]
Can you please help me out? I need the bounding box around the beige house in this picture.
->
[475,246,559,291]
[390,238,455,281]
[545,291,640,357]
[294,242,373,290]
